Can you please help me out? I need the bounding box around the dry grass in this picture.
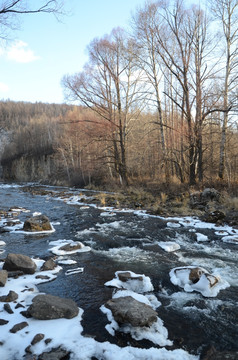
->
[86,179,238,217]
[221,194,238,211]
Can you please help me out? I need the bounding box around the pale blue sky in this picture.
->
[0,0,146,104]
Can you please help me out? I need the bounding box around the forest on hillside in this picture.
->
[0,0,238,188]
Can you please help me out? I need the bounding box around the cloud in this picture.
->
[0,82,9,93]
[6,40,39,63]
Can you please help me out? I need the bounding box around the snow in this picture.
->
[215,230,229,236]
[167,221,181,228]
[196,233,209,242]
[169,266,230,297]
[158,241,180,252]
[100,211,116,217]
[222,235,238,244]
[32,211,42,216]
[57,257,77,265]
[96,220,125,230]
[65,267,84,275]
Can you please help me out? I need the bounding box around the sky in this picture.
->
[0,0,148,104]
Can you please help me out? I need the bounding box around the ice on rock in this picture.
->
[222,235,238,244]
[196,233,209,242]
[102,271,173,347]
[105,270,154,293]
[158,241,180,252]
[112,290,161,310]
[167,221,181,228]
[49,239,91,255]
[170,266,230,297]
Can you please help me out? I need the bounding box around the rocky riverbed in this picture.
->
[0,183,238,360]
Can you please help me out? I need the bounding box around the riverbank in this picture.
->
[21,183,238,227]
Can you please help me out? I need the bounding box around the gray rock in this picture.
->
[117,271,143,282]
[3,253,36,274]
[189,267,205,284]
[25,345,32,354]
[7,270,24,278]
[105,296,157,327]
[201,188,220,203]
[0,290,18,302]
[4,303,14,313]
[28,294,79,320]
[190,188,220,210]
[15,303,25,309]
[40,258,56,271]
[23,215,52,232]
[0,270,8,286]
[35,275,51,280]
[0,319,9,325]
[38,347,70,360]
[59,242,83,252]
[10,321,28,333]
[31,333,45,345]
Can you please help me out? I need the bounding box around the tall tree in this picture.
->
[209,0,238,180]
[63,28,145,186]
[131,1,170,181]
[145,0,222,184]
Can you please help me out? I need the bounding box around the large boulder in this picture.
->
[3,253,36,275]
[27,294,79,320]
[201,188,220,203]
[190,188,220,210]
[105,296,157,327]
[23,215,52,232]
[202,210,226,224]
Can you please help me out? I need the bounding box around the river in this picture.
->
[0,183,237,359]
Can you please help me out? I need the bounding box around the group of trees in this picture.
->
[63,0,238,186]
[0,0,238,187]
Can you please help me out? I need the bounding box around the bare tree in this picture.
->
[131,1,171,181]
[63,28,145,186]
[143,0,222,184]
[0,0,64,38]
[208,0,238,180]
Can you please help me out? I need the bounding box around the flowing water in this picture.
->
[0,183,237,358]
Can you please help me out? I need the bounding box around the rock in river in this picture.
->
[3,253,37,274]
[40,258,56,271]
[23,215,52,232]
[27,294,79,320]
[105,296,158,327]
